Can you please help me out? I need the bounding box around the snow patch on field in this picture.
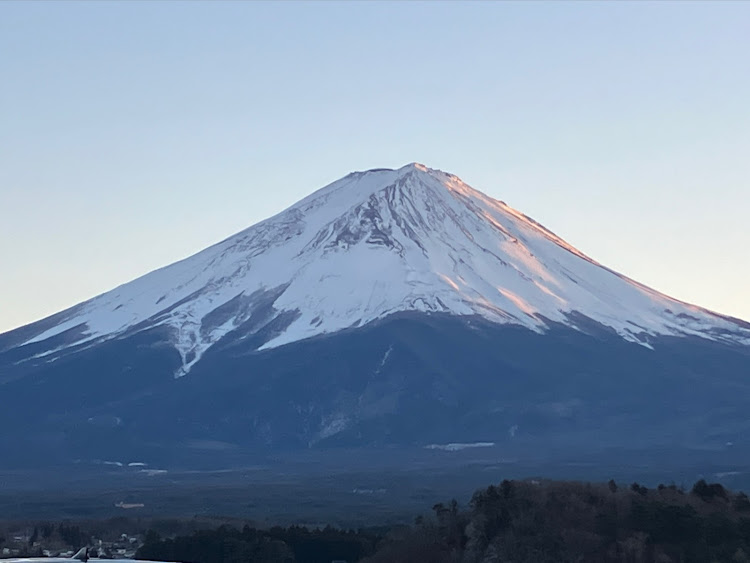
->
[425,442,496,451]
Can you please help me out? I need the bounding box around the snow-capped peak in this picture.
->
[14,164,750,377]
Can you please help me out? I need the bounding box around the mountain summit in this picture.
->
[9,163,749,377]
[1,164,749,468]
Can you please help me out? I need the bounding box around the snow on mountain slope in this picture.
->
[14,163,750,376]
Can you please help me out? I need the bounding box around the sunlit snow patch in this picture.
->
[424,442,495,451]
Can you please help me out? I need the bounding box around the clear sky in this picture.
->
[1,1,748,334]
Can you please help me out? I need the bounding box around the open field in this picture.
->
[3,446,750,525]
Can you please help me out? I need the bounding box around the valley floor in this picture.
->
[2,446,750,524]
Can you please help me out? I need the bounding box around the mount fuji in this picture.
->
[1,163,749,469]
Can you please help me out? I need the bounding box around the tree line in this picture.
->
[364,479,750,562]
[136,525,381,563]
[5,478,750,562]
[135,479,750,563]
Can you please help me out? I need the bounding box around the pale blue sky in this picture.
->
[1,1,748,333]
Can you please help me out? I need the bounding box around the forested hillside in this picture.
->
[132,478,750,563]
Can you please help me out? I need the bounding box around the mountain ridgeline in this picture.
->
[1,163,748,469]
